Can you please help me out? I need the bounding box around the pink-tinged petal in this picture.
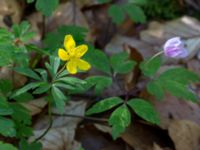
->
[163,37,188,58]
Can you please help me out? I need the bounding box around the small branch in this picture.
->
[52,113,108,122]
[34,103,53,142]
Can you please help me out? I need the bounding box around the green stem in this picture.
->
[52,113,108,122]
[34,103,53,142]
[145,51,164,64]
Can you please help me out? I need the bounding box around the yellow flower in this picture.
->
[58,35,91,74]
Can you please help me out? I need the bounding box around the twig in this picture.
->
[34,103,53,142]
[52,113,108,122]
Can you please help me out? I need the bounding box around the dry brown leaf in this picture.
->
[0,0,22,27]
[0,67,27,88]
[22,98,47,116]
[31,100,87,150]
[122,123,175,150]
[149,93,200,129]
[46,2,89,32]
[168,120,200,150]
[105,35,155,58]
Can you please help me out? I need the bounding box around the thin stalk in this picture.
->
[52,113,108,122]
[34,103,53,142]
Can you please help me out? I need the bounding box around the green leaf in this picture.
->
[51,86,66,113]
[109,105,131,139]
[163,80,198,102]
[56,77,86,85]
[12,82,43,97]
[85,48,111,74]
[147,80,164,100]
[0,79,13,95]
[11,103,31,125]
[19,139,42,150]
[15,123,33,138]
[36,0,59,16]
[0,45,14,66]
[14,67,41,80]
[0,96,13,115]
[108,4,125,24]
[0,117,16,137]
[50,56,60,75]
[86,76,112,95]
[159,67,200,85]
[44,25,88,51]
[27,0,35,3]
[140,56,162,76]
[33,82,51,94]
[0,141,17,150]
[123,4,146,23]
[128,0,147,5]
[13,92,34,102]
[86,97,123,115]
[53,83,76,90]
[110,52,136,74]
[98,0,111,3]
[127,99,160,125]
[35,69,48,82]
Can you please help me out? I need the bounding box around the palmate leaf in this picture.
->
[108,4,125,24]
[0,141,17,150]
[11,103,31,125]
[147,67,200,102]
[109,105,131,139]
[140,56,162,77]
[14,67,41,80]
[86,97,123,115]
[0,96,13,116]
[36,0,59,16]
[85,48,111,75]
[163,80,198,102]
[123,4,146,23]
[128,99,160,125]
[51,86,66,113]
[86,76,112,95]
[110,52,136,74]
[147,80,164,100]
[0,117,16,137]
[159,67,200,84]
[19,139,42,150]
[0,79,13,96]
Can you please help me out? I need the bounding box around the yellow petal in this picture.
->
[74,45,88,58]
[77,59,91,71]
[58,48,69,61]
[67,60,77,74]
[64,35,76,52]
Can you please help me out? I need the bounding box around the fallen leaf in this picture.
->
[169,120,200,150]
[31,100,87,150]
[22,98,47,116]
[46,2,89,32]
[0,0,22,27]
[121,123,174,150]
[0,67,27,88]
[150,93,200,129]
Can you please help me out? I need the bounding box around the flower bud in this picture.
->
[163,37,188,58]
